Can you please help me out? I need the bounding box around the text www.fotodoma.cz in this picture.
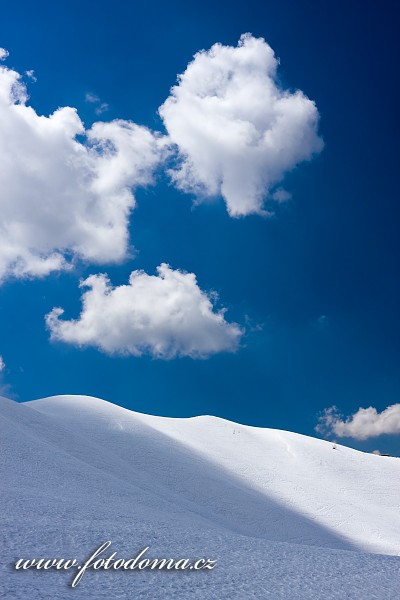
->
[14,541,217,587]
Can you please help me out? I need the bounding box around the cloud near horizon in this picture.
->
[0,354,11,398]
[46,264,243,359]
[0,54,164,281]
[316,404,400,440]
[159,33,323,216]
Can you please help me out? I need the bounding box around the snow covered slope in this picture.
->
[25,394,400,555]
[1,395,399,599]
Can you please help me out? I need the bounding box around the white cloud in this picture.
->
[271,188,292,204]
[159,33,323,217]
[0,57,165,282]
[0,38,323,284]
[0,48,9,61]
[85,92,100,103]
[0,355,11,397]
[95,103,109,115]
[85,92,109,114]
[46,264,243,359]
[316,404,400,440]
[25,69,37,81]
[94,102,109,115]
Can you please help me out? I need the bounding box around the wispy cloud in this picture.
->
[25,69,37,81]
[85,92,109,114]
[85,92,100,103]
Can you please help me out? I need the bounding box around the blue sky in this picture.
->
[0,0,399,454]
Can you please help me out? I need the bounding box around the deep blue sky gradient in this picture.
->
[0,0,399,453]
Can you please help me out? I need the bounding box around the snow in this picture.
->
[1,394,399,599]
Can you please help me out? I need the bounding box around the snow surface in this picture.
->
[1,394,399,599]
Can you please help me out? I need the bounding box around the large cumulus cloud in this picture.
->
[0,53,164,281]
[159,34,323,216]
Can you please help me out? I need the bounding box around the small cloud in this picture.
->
[25,69,37,82]
[316,404,400,440]
[95,102,109,115]
[85,92,100,103]
[0,355,12,397]
[372,449,382,455]
[0,48,9,61]
[244,314,264,333]
[85,93,109,115]
[271,188,292,203]
[314,314,330,329]
[46,264,243,359]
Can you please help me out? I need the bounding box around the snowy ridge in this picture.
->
[26,394,400,555]
[1,395,400,599]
